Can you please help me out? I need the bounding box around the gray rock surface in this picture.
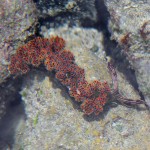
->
[0,0,37,84]
[104,0,150,104]
[0,0,37,135]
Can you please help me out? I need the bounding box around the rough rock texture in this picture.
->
[13,28,149,150]
[0,0,37,84]
[36,0,97,28]
[104,0,150,104]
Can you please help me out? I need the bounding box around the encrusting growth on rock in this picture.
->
[8,36,147,115]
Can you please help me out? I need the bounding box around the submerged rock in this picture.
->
[0,0,37,84]
[104,0,150,104]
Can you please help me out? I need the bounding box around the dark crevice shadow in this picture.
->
[94,0,145,100]
[0,77,26,150]
[34,0,97,29]
[0,100,25,150]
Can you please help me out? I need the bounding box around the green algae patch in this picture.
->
[33,113,39,127]
[21,91,27,98]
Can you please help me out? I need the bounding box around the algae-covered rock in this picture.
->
[0,0,37,84]
[104,0,150,103]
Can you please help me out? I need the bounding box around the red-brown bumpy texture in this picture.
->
[8,36,111,115]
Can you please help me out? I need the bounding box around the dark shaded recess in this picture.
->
[37,11,96,31]
[93,0,144,100]
[38,12,77,29]
[24,23,41,42]
[0,77,25,149]
[34,0,97,29]
[34,0,67,10]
